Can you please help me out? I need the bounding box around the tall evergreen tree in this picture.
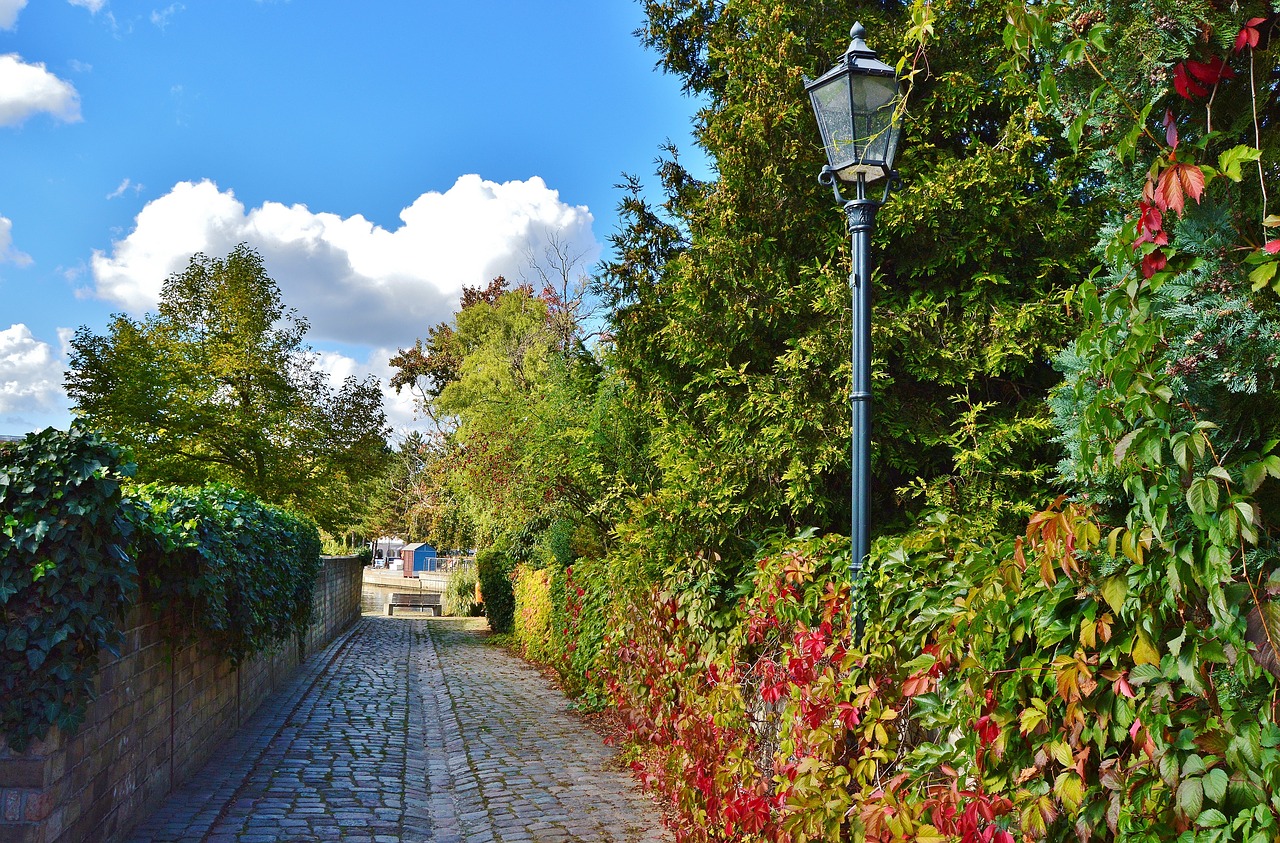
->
[599,0,1109,572]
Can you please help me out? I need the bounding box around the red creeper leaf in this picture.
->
[1164,110,1178,150]
[1186,56,1235,85]
[1235,18,1265,53]
[1265,240,1280,255]
[1173,63,1208,98]
[1157,163,1205,216]
[1142,250,1168,279]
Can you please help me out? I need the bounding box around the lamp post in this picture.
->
[804,22,904,595]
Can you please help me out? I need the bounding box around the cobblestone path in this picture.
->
[127,615,668,843]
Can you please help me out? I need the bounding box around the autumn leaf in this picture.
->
[1235,18,1266,52]
[1142,249,1168,279]
[1156,162,1205,216]
[1265,240,1280,254]
[1185,56,1235,85]
[1173,62,1208,98]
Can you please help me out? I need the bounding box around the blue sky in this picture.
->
[0,0,708,434]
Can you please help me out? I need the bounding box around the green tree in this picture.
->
[597,0,1106,574]
[66,244,388,529]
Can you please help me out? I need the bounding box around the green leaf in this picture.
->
[1100,575,1128,613]
[1217,145,1262,182]
[1197,809,1228,829]
[1187,477,1218,517]
[1177,777,1204,819]
[1203,768,1228,803]
[1250,260,1277,291]
[1060,38,1087,64]
[1067,112,1089,152]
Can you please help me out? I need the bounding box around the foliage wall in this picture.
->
[387,0,1280,838]
[130,483,322,666]
[1,427,322,751]
[0,427,137,751]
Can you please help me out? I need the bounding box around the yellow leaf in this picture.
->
[1132,628,1160,665]
[1080,619,1097,649]
[1055,772,1085,812]
[913,825,949,843]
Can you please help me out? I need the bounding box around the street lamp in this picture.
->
[804,22,904,593]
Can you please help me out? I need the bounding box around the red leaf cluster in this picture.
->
[1235,17,1266,52]
[1172,56,1235,99]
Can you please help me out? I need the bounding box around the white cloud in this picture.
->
[316,347,422,433]
[67,0,105,12]
[0,54,81,127]
[150,2,182,29]
[0,324,65,419]
[90,175,599,350]
[0,0,26,30]
[106,177,143,199]
[0,215,32,266]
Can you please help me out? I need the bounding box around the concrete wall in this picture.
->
[0,555,363,843]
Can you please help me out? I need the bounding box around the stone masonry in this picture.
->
[126,615,670,843]
[0,555,364,843]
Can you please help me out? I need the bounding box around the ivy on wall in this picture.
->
[1,428,323,751]
[0,426,138,751]
[130,483,322,666]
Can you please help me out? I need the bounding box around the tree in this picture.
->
[66,244,388,528]
[594,0,1108,573]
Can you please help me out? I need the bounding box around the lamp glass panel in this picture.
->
[809,71,855,172]
[839,73,900,179]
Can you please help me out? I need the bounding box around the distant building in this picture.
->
[371,537,406,568]
[0,435,22,442]
[399,543,439,577]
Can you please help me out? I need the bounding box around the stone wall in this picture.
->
[0,555,363,843]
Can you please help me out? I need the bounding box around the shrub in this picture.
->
[129,483,322,665]
[0,426,138,751]
[476,547,515,632]
[512,565,556,663]
[443,563,481,616]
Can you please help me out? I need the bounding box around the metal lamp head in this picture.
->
[804,22,903,184]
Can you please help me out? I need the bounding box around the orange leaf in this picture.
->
[1157,166,1184,215]
[1176,163,1206,207]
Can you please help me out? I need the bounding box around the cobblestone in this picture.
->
[126,615,669,842]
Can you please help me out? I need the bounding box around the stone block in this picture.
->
[0,759,45,789]
[3,788,23,821]
[23,789,54,821]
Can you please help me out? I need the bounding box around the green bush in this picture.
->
[443,563,481,616]
[512,564,556,664]
[0,426,138,751]
[476,547,515,632]
[130,483,322,665]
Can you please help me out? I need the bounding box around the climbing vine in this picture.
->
[0,426,138,751]
[2,428,324,750]
[130,483,322,666]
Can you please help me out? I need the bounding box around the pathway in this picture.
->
[126,616,668,843]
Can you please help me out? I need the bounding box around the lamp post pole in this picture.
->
[846,175,876,585]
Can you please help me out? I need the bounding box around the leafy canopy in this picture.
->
[65,244,388,529]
